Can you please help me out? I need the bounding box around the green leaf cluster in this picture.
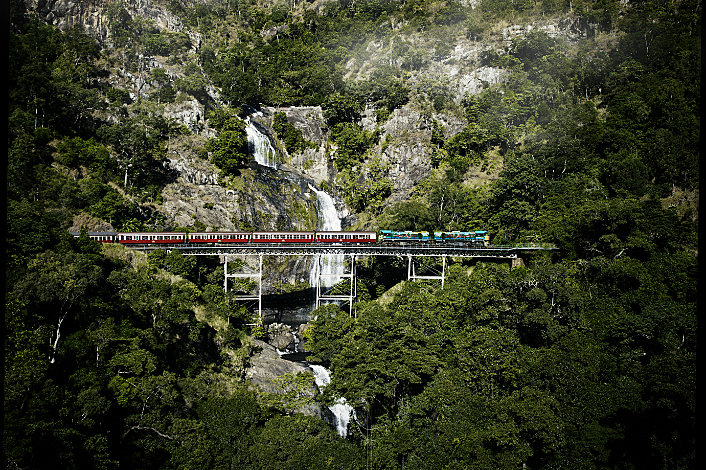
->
[272,111,316,156]
[306,250,696,467]
[204,108,250,178]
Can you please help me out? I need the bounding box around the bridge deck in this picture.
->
[127,243,557,258]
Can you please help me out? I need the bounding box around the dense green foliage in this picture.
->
[308,253,696,468]
[204,107,251,178]
[272,111,316,156]
[6,0,698,469]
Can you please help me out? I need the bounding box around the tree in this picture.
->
[11,251,104,364]
[387,200,434,231]
[97,114,172,190]
[249,414,363,468]
[322,92,364,126]
[205,109,249,177]
[272,111,315,155]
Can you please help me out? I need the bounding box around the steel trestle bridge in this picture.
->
[130,242,554,257]
[127,243,557,318]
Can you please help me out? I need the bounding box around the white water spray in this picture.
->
[246,113,278,169]
[308,184,345,290]
[310,365,352,438]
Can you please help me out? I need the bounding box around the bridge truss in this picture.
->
[130,243,556,318]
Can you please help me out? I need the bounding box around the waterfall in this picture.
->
[310,365,352,438]
[246,113,278,169]
[308,184,345,290]
[308,184,341,232]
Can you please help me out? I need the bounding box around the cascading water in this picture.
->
[310,365,353,438]
[244,114,351,435]
[246,113,278,169]
[308,184,346,291]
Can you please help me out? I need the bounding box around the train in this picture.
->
[69,229,490,247]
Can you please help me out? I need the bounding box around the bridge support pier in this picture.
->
[407,255,447,289]
[315,254,357,317]
[224,253,263,321]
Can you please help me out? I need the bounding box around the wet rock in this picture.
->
[258,106,331,185]
[267,323,296,351]
[246,340,322,417]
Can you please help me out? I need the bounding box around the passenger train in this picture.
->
[69,229,490,247]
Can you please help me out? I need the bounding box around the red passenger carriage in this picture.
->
[315,231,377,243]
[252,231,315,243]
[69,231,117,243]
[188,232,252,243]
[116,232,187,244]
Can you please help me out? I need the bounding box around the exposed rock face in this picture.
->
[25,0,196,47]
[25,0,111,43]
[267,323,297,351]
[501,16,600,44]
[27,0,217,134]
[161,156,320,231]
[246,340,321,417]
[163,98,212,136]
[454,66,510,99]
[247,340,309,390]
[24,0,599,226]
[259,106,331,185]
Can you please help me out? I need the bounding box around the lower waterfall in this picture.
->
[309,365,352,438]
[308,184,346,292]
[246,113,278,169]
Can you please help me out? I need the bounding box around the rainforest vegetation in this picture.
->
[5,0,698,468]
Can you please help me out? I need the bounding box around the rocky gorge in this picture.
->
[27,0,604,413]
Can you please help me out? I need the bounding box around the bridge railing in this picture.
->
[122,242,558,255]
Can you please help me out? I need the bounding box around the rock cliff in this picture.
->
[24,0,599,231]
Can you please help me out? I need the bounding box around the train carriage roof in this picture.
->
[116,232,187,236]
[189,232,251,236]
[69,231,117,236]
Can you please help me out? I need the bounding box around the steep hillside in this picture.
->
[17,0,630,233]
[6,1,699,468]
